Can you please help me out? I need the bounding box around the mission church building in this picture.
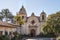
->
[16,5,46,35]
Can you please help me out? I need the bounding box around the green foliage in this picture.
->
[13,31,18,37]
[0,35,9,40]
[14,15,24,25]
[14,15,24,36]
[0,12,4,20]
[43,11,60,36]
[37,32,56,37]
[11,32,19,40]
[11,36,18,40]
[0,9,13,22]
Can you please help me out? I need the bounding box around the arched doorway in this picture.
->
[30,29,36,37]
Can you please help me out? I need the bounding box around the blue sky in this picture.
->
[0,0,60,16]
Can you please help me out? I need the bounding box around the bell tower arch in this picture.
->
[40,10,46,21]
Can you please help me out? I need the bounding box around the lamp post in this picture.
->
[19,24,22,34]
[16,24,22,34]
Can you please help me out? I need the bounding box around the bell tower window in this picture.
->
[22,16,24,19]
[42,15,44,20]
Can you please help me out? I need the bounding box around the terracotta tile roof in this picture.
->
[0,21,19,28]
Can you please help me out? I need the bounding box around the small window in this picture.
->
[42,15,44,20]
[22,16,24,19]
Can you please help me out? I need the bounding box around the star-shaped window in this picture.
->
[31,20,35,24]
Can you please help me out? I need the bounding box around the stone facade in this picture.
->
[16,6,46,35]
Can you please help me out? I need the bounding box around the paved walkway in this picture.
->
[22,38,55,40]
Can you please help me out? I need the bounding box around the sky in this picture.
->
[0,0,60,16]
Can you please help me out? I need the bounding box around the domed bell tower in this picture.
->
[40,10,46,22]
[18,5,27,22]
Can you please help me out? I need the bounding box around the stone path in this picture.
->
[25,38,55,40]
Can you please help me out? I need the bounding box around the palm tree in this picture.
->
[14,15,24,34]
[14,15,24,40]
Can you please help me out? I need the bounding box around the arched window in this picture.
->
[5,31,8,35]
[42,15,44,20]
[22,16,24,19]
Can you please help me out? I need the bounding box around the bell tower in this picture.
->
[18,5,27,22]
[40,10,46,21]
